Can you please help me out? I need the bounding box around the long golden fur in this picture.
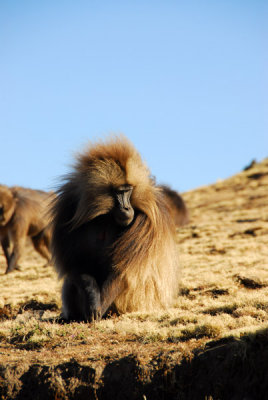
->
[52,136,179,317]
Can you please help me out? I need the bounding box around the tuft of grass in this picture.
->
[180,323,222,341]
[203,303,238,316]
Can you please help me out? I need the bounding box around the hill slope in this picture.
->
[0,158,268,399]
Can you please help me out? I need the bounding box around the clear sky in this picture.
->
[0,0,267,193]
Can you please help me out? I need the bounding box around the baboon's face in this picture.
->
[0,188,15,226]
[112,184,134,227]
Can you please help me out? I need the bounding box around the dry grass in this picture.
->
[0,158,268,363]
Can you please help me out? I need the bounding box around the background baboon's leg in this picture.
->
[6,233,26,274]
[32,232,51,264]
[43,228,51,249]
[1,236,10,266]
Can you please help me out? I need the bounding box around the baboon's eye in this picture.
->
[0,206,3,216]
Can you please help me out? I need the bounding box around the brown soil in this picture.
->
[1,158,268,399]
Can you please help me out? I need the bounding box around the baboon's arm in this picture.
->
[62,274,101,322]
[73,272,125,321]
[64,272,125,321]
[100,272,126,317]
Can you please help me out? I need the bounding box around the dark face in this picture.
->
[113,185,134,227]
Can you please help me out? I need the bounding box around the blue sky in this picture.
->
[0,1,267,193]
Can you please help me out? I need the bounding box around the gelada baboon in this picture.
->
[159,185,189,227]
[51,136,179,322]
[0,185,53,273]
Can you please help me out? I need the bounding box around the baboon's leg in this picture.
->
[62,274,101,322]
[32,232,51,263]
[1,236,10,266]
[6,232,26,274]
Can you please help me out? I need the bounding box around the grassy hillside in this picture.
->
[0,158,268,399]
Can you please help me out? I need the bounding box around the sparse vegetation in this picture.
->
[0,158,268,399]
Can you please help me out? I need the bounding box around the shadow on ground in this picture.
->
[0,327,267,400]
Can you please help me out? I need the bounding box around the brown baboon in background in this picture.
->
[51,135,179,322]
[160,185,189,227]
[0,185,53,273]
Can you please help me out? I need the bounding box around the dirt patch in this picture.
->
[19,300,59,312]
[234,275,267,289]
